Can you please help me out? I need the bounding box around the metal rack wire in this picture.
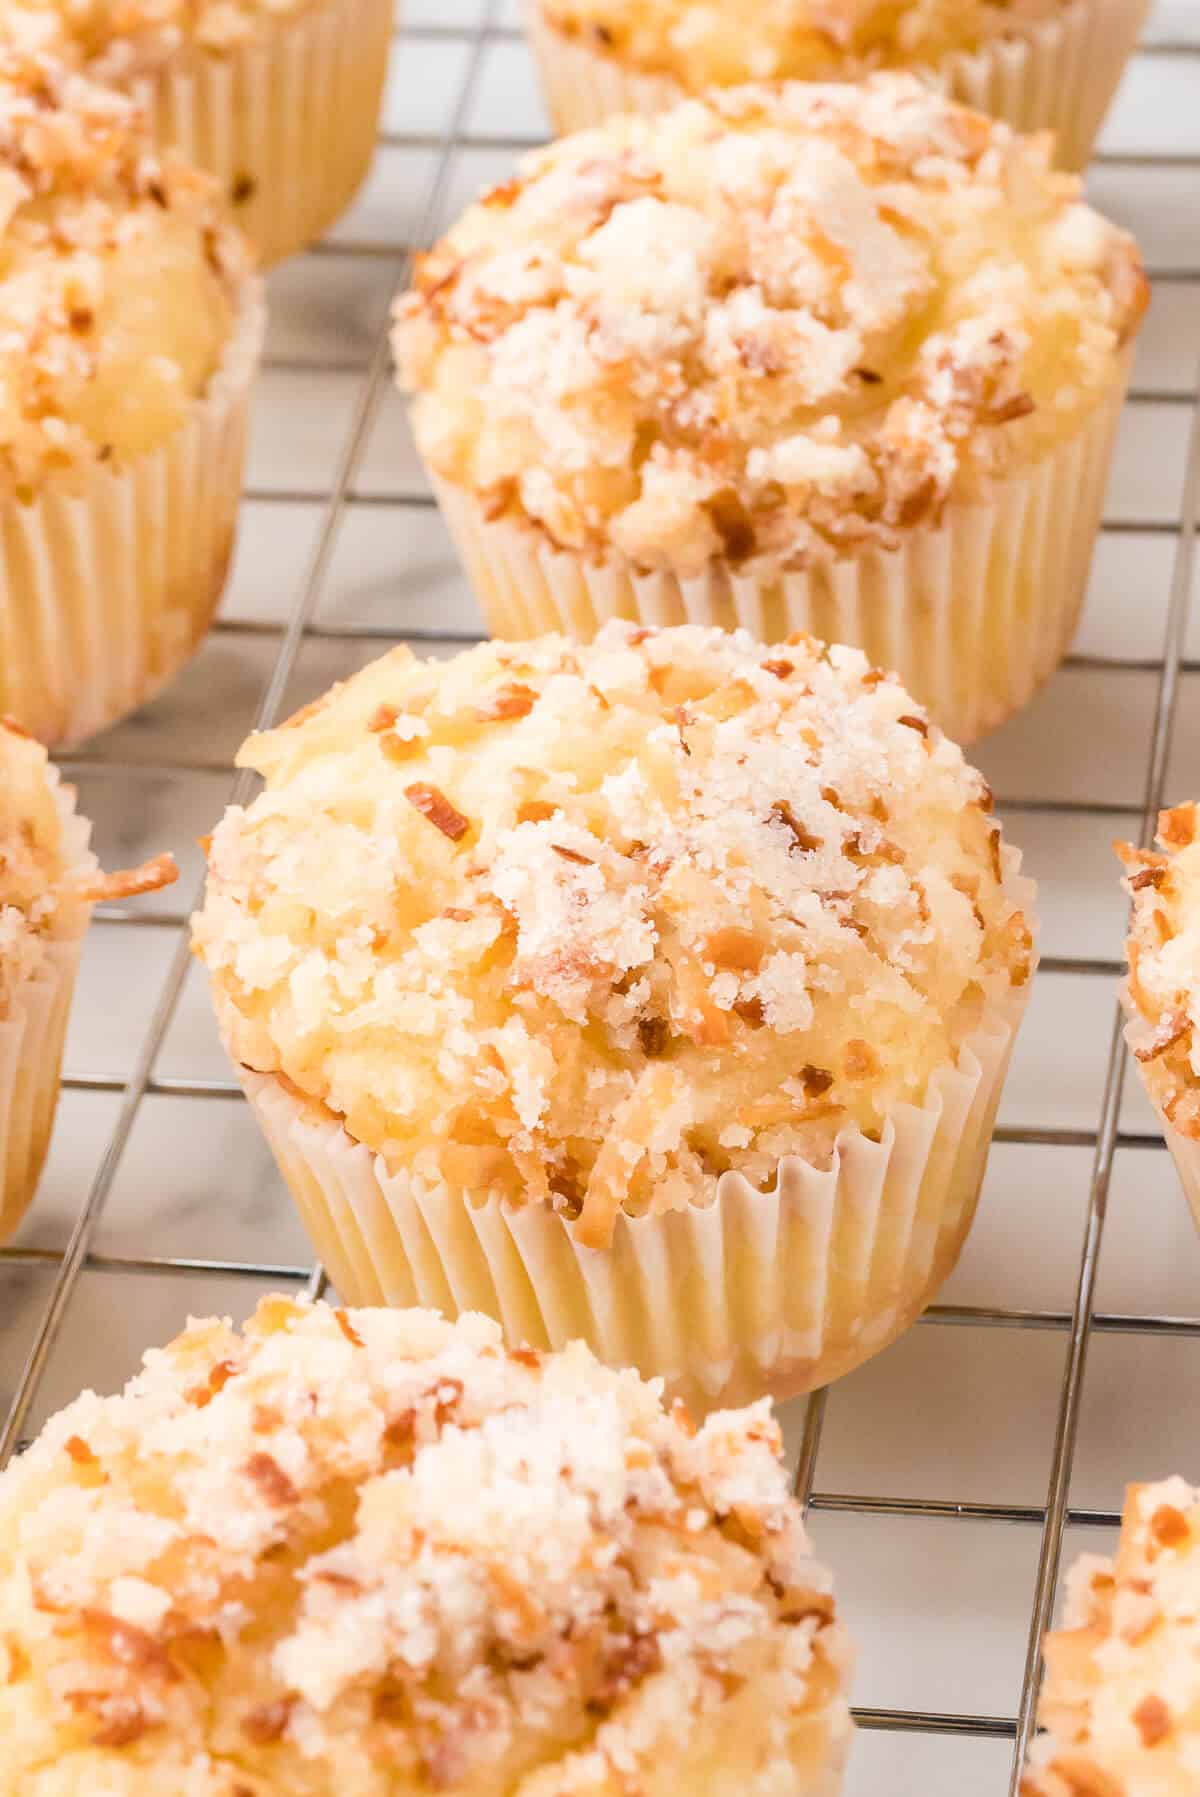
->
[1,6,1199,1791]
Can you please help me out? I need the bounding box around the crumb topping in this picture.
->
[1024,1477,1200,1797]
[1118,804,1200,1141]
[0,1296,851,1794]
[540,0,1077,88]
[0,717,177,1012]
[192,624,1033,1247]
[394,77,1145,575]
[0,0,319,74]
[0,51,251,491]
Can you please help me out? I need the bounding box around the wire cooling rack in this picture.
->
[2,4,1200,1791]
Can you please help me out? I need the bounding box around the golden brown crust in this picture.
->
[0,1297,853,1795]
[394,76,1145,576]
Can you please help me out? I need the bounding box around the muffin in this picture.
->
[193,623,1036,1408]
[0,1294,854,1795]
[393,79,1147,747]
[0,717,176,1241]
[0,0,393,265]
[0,51,262,747]
[1023,1477,1200,1795]
[526,0,1150,169]
[1117,803,1200,1231]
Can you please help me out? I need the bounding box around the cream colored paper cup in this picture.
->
[0,774,95,1244]
[0,276,265,750]
[527,0,1150,169]
[429,363,1128,748]
[234,898,1034,1412]
[127,0,396,267]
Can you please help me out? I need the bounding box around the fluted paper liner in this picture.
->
[527,0,1150,169]
[127,0,395,267]
[0,774,95,1244]
[0,277,265,749]
[430,364,1128,747]
[237,935,1034,1410]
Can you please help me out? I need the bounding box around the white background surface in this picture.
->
[2,6,1199,1792]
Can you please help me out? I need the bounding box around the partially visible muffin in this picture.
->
[0,1295,853,1795]
[526,0,1150,168]
[394,78,1146,744]
[1023,1477,1200,1795]
[0,716,175,1240]
[0,50,262,744]
[194,622,1035,1404]
[0,0,393,263]
[1118,803,1200,1228]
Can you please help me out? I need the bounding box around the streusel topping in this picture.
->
[0,1296,851,1795]
[0,717,177,1010]
[0,51,250,490]
[0,0,317,75]
[394,77,1145,574]
[193,624,1032,1248]
[1119,803,1200,1140]
[1024,1477,1200,1797]
[540,0,1074,88]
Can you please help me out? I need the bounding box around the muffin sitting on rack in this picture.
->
[0,717,176,1244]
[393,76,1146,746]
[0,50,263,747]
[0,0,393,264]
[193,621,1036,1409]
[526,0,1150,168]
[0,1295,854,1795]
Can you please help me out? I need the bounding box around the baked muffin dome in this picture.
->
[194,623,1032,1251]
[0,718,90,1002]
[394,76,1145,581]
[538,0,1077,89]
[1024,1478,1200,1796]
[0,1295,853,1794]
[3,0,340,68]
[0,50,248,490]
[1119,804,1200,1140]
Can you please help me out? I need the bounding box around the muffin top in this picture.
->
[0,717,176,1009]
[0,1295,850,1795]
[1025,1477,1200,1797]
[1118,803,1200,1139]
[539,0,1074,88]
[0,0,319,75]
[394,77,1145,575]
[0,51,251,492]
[193,624,1033,1248]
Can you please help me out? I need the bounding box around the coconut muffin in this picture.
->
[0,716,176,1241]
[0,1294,854,1795]
[0,50,262,746]
[526,0,1150,169]
[0,0,393,264]
[193,623,1035,1406]
[1023,1478,1200,1796]
[1117,803,1200,1231]
[393,79,1146,746]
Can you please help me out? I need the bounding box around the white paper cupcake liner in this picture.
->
[430,365,1128,748]
[0,774,96,1245]
[235,882,1035,1410]
[526,0,1150,168]
[0,276,265,749]
[126,0,396,266]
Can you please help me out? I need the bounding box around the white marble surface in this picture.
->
[1,8,1198,1794]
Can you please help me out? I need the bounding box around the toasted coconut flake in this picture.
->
[404,783,471,842]
[78,853,178,903]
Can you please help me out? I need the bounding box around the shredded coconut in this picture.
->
[1119,803,1200,1140]
[1024,1475,1200,1796]
[0,1296,853,1794]
[0,0,320,74]
[393,75,1145,576]
[193,622,1034,1248]
[0,50,250,490]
